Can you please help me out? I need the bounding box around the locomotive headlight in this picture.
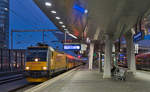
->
[26,67,30,70]
[43,67,47,70]
[35,58,38,62]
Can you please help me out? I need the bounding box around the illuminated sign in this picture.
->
[144,35,150,40]
[133,32,143,42]
[73,4,86,13]
[63,44,81,50]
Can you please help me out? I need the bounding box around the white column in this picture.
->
[130,44,136,73]
[130,35,136,72]
[89,43,94,70]
[126,33,136,73]
[103,34,112,78]
[98,52,103,72]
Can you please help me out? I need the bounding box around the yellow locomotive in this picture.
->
[24,45,81,82]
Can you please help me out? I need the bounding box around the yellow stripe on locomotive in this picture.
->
[25,62,47,71]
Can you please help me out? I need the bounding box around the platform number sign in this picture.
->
[133,32,143,42]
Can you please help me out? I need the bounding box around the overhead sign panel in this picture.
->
[144,35,150,40]
[63,44,81,50]
[133,32,143,42]
[73,4,85,13]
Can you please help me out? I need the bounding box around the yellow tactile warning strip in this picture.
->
[24,68,79,92]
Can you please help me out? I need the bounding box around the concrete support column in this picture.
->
[103,34,112,78]
[126,40,131,67]
[89,43,94,70]
[98,52,103,72]
[126,33,136,73]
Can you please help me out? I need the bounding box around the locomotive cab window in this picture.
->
[26,48,48,62]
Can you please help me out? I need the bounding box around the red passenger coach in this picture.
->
[0,49,25,72]
[136,52,150,70]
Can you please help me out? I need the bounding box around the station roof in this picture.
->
[34,0,150,43]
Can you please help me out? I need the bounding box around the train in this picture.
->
[113,52,150,70]
[136,52,150,70]
[0,49,25,72]
[24,45,82,82]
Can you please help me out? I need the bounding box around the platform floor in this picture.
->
[26,66,150,92]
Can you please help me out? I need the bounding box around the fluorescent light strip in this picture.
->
[59,21,63,24]
[51,10,56,14]
[62,25,66,28]
[56,17,60,20]
[45,2,52,7]
[68,33,77,39]
[64,29,68,31]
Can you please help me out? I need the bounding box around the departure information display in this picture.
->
[63,44,81,50]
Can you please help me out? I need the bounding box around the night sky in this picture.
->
[9,0,77,56]
[10,0,58,48]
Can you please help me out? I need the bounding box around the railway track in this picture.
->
[8,83,36,92]
[1,68,79,92]
[9,70,74,92]
[0,74,24,85]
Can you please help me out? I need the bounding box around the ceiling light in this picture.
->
[51,10,56,14]
[85,9,88,14]
[59,21,63,24]
[62,25,66,28]
[64,29,68,31]
[45,2,52,7]
[4,8,8,11]
[56,17,60,20]
[68,33,77,39]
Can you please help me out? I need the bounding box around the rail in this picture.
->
[0,74,24,84]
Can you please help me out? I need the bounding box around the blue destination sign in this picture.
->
[63,44,81,50]
[133,32,142,42]
[73,4,85,13]
[144,35,150,40]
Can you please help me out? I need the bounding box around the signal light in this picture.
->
[78,55,81,58]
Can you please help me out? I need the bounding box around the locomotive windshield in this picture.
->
[26,48,48,62]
